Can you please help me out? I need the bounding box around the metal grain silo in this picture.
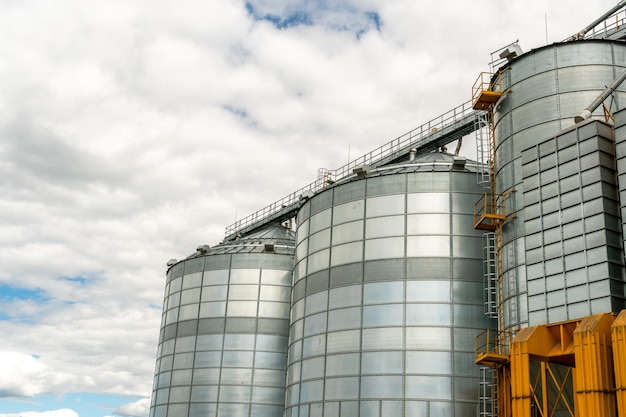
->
[149,225,295,417]
[285,153,496,417]
[493,40,626,330]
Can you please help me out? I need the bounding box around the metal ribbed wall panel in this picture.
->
[493,40,626,330]
[616,108,626,257]
[286,155,496,417]
[149,226,295,417]
[521,119,625,324]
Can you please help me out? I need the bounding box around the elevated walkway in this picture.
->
[224,101,479,241]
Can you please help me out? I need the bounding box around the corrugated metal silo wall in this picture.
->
[520,119,625,324]
[493,40,626,330]
[615,108,626,314]
[286,161,496,417]
[149,233,295,417]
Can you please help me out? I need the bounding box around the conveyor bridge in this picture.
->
[224,100,478,241]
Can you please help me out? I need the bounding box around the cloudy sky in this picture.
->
[0,1,619,416]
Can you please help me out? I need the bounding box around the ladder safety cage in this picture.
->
[478,367,494,417]
[475,111,490,188]
[482,232,498,318]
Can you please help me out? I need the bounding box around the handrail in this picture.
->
[476,328,516,357]
[583,8,626,39]
[567,6,626,41]
[472,72,503,110]
[327,100,475,178]
[474,193,504,220]
[224,178,328,238]
[225,100,476,238]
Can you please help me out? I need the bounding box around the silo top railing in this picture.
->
[225,100,478,240]
[567,3,626,41]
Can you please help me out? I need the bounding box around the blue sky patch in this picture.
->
[245,1,382,37]
[0,284,48,321]
[365,11,381,32]
[246,2,313,29]
[0,392,146,417]
[62,276,88,285]
[223,105,257,127]
[223,105,249,119]
[0,284,48,302]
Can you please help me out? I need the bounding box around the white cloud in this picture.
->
[0,352,47,397]
[0,410,78,417]
[113,398,150,417]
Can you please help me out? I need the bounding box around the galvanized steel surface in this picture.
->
[521,119,624,324]
[150,226,295,417]
[493,40,626,331]
[616,108,626,260]
[286,154,495,417]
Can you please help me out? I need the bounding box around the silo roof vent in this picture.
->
[452,156,467,171]
[499,44,523,62]
[196,245,211,254]
[300,190,315,200]
[353,165,369,178]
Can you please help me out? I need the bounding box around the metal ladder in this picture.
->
[478,366,495,417]
[475,111,490,188]
[482,232,497,318]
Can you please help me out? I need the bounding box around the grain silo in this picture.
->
[472,7,626,416]
[490,40,626,330]
[284,152,496,417]
[149,225,294,417]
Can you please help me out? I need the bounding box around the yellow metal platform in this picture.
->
[474,193,506,230]
[476,350,510,366]
[474,212,507,231]
[472,71,503,110]
[473,90,503,110]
